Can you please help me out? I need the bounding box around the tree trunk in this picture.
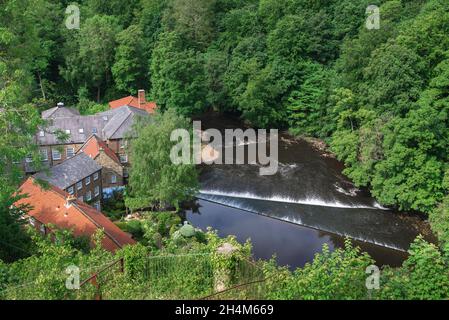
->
[37,72,46,100]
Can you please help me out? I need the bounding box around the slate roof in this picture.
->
[16,177,135,252]
[37,105,148,145]
[42,106,80,119]
[34,153,102,190]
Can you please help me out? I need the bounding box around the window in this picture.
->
[40,149,48,162]
[29,217,36,227]
[119,140,127,149]
[78,128,84,134]
[102,116,108,121]
[76,181,82,190]
[92,128,97,134]
[39,130,45,137]
[40,224,46,235]
[119,154,128,163]
[66,147,75,158]
[123,168,128,178]
[94,186,100,197]
[65,129,71,134]
[67,186,74,195]
[94,201,101,211]
[52,149,61,160]
[25,154,33,163]
[85,176,91,185]
[85,191,92,201]
[93,172,99,181]
[78,196,84,202]
[111,174,117,184]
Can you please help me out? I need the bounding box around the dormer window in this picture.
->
[92,128,97,134]
[39,130,45,137]
[79,128,84,134]
[65,129,71,134]
[103,116,108,121]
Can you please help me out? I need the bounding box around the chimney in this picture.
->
[65,195,77,208]
[138,90,145,107]
[57,102,64,108]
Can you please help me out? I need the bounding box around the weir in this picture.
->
[197,191,426,252]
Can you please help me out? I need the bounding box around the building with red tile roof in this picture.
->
[108,90,157,114]
[16,177,135,252]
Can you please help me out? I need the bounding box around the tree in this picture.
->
[112,25,148,94]
[150,32,208,116]
[0,50,43,262]
[126,109,199,210]
[61,15,122,102]
[167,0,216,49]
[379,236,449,300]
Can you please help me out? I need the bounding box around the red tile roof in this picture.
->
[108,96,157,114]
[79,134,121,165]
[16,178,135,252]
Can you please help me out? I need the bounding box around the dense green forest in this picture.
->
[1,0,449,299]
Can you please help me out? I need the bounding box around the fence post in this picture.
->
[214,243,237,292]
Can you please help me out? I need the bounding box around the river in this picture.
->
[184,113,434,269]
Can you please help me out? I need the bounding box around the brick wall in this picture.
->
[64,169,103,209]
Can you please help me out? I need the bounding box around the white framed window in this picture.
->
[85,191,92,201]
[40,149,48,161]
[119,139,127,149]
[25,154,33,163]
[93,172,99,181]
[111,174,117,184]
[66,147,75,158]
[29,217,36,227]
[102,116,108,121]
[119,154,128,163]
[52,149,61,160]
[78,128,84,134]
[85,176,91,185]
[94,186,100,197]
[67,186,74,195]
[39,130,45,137]
[76,181,82,190]
[65,129,71,134]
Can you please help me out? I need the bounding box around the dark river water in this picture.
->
[185,113,434,270]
